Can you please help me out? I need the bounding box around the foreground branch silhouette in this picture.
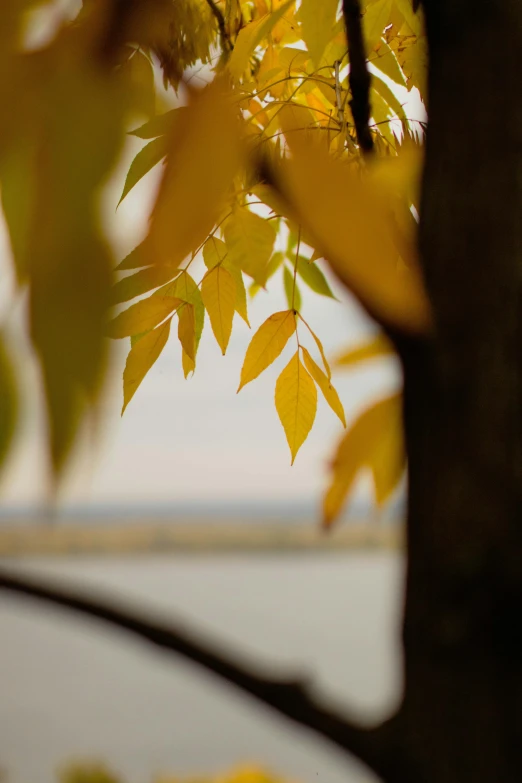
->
[0,567,400,781]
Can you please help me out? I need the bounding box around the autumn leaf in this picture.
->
[118,136,167,205]
[300,0,339,67]
[275,351,317,463]
[323,394,404,527]
[363,0,392,52]
[201,266,236,354]
[278,106,431,334]
[122,319,171,413]
[300,346,345,427]
[148,77,242,268]
[238,310,296,390]
[224,207,276,286]
[111,265,180,304]
[177,303,196,361]
[336,334,394,367]
[108,295,181,338]
[228,0,295,80]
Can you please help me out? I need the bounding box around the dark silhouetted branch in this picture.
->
[205,0,233,53]
[342,0,374,156]
[0,567,399,780]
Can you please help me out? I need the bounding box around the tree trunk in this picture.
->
[399,2,522,780]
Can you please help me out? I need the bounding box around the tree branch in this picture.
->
[0,567,398,780]
[204,0,233,54]
[342,0,374,156]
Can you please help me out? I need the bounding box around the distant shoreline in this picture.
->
[0,519,403,556]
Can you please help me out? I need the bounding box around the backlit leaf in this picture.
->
[238,310,296,390]
[118,137,167,205]
[298,315,331,378]
[283,265,301,311]
[108,296,181,338]
[116,241,154,271]
[123,319,171,413]
[129,108,180,139]
[296,257,336,299]
[201,266,236,354]
[278,108,431,333]
[148,77,241,268]
[363,0,392,52]
[300,346,345,427]
[228,0,294,80]
[224,207,276,285]
[203,236,227,270]
[275,351,317,464]
[300,0,339,67]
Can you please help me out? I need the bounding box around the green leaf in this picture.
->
[296,256,337,299]
[283,264,301,311]
[118,137,167,205]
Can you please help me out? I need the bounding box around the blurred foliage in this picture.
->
[0,0,429,523]
[58,762,298,783]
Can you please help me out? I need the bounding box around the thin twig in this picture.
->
[342,0,374,156]
[0,567,398,780]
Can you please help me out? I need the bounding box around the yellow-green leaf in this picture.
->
[283,265,301,311]
[203,236,227,270]
[0,335,18,472]
[201,266,236,354]
[323,394,402,527]
[336,334,394,366]
[298,314,332,378]
[129,108,180,139]
[116,241,154,271]
[300,345,345,427]
[370,40,406,87]
[275,351,317,464]
[238,309,296,390]
[296,256,336,299]
[300,0,338,67]
[148,77,241,267]
[122,319,171,413]
[224,207,276,285]
[108,295,181,338]
[363,0,392,52]
[278,107,431,333]
[177,303,196,361]
[118,137,167,206]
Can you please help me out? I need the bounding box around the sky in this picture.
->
[0,5,404,515]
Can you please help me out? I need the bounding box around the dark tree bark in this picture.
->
[398,1,522,780]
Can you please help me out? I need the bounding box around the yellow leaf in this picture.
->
[300,346,345,427]
[224,207,276,285]
[336,334,394,366]
[201,266,236,354]
[148,77,241,268]
[108,296,181,338]
[372,401,405,504]
[363,0,392,52]
[278,108,431,333]
[300,0,339,66]
[177,303,196,361]
[203,236,227,270]
[298,314,332,378]
[275,351,317,464]
[122,319,171,413]
[0,334,18,473]
[323,394,403,527]
[227,0,294,80]
[238,310,296,390]
[181,349,195,379]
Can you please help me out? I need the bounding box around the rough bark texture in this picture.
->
[399,1,522,780]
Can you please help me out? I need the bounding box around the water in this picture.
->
[0,553,403,783]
